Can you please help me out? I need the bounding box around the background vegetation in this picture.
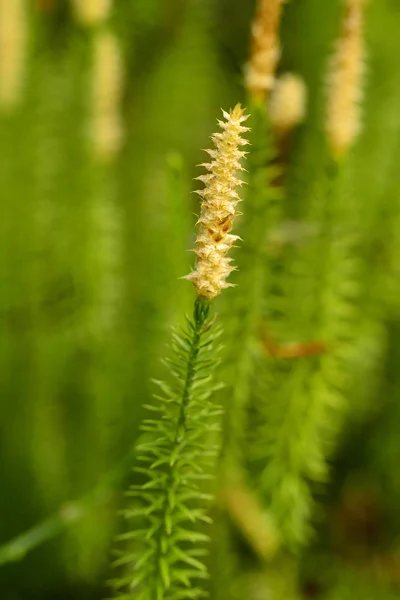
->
[1,0,400,598]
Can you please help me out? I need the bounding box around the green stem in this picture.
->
[154,295,210,599]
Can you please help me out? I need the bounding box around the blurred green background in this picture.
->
[1,0,400,598]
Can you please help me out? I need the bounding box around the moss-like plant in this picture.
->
[111,105,249,600]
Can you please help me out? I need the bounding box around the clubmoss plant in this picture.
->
[245,0,368,551]
[2,2,400,598]
[112,105,249,600]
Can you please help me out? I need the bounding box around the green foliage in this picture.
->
[261,170,350,537]
[2,1,400,599]
[111,298,223,600]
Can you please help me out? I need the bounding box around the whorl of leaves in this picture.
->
[111,297,223,600]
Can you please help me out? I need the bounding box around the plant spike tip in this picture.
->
[325,0,366,158]
[91,29,124,161]
[71,0,112,26]
[0,0,28,110]
[245,0,284,102]
[185,104,250,301]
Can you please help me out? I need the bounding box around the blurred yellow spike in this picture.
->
[0,0,28,110]
[325,0,366,158]
[91,29,124,161]
[269,73,307,137]
[71,0,112,26]
[245,0,284,103]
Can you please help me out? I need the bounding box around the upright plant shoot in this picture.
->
[112,105,249,600]
[186,104,249,299]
